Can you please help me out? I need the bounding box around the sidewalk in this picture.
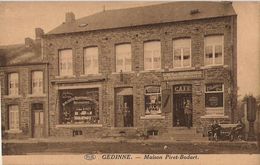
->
[2,136,258,145]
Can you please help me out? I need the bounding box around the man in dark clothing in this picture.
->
[184,100,192,129]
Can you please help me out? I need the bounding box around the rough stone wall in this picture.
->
[0,64,48,139]
[44,16,236,137]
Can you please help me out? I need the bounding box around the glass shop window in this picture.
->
[59,88,99,124]
[144,86,162,115]
[205,83,224,115]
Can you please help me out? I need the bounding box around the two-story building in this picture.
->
[43,2,237,138]
[0,28,49,139]
[1,2,237,139]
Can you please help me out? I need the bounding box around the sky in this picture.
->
[0,1,259,97]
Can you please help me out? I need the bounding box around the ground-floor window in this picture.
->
[59,88,99,124]
[8,105,19,130]
[205,83,224,115]
[145,86,162,115]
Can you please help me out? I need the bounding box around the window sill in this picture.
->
[3,95,22,99]
[200,115,229,119]
[5,130,22,133]
[168,67,196,72]
[112,71,135,74]
[140,115,165,120]
[139,69,164,73]
[79,73,102,77]
[55,75,76,79]
[27,94,46,98]
[55,124,102,128]
[201,65,228,69]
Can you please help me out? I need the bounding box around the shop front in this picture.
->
[172,84,192,127]
[59,88,100,125]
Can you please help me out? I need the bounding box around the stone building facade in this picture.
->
[0,29,49,139]
[43,2,237,138]
[1,2,237,139]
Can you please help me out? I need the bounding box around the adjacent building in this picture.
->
[1,2,237,139]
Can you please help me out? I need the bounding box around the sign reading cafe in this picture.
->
[59,88,99,124]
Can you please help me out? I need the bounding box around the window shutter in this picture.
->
[162,89,171,113]
[4,73,8,95]
[29,71,32,94]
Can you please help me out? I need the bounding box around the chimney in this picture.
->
[65,12,75,23]
[35,28,44,40]
[25,37,34,48]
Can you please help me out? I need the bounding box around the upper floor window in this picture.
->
[8,73,19,96]
[144,41,161,70]
[59,49,73,76]
[32,71,43,94]
[116,44,132,72]
[8,105,19,130]
[84,47,99,74]
[173,39,191,68]
[204,35,224,66]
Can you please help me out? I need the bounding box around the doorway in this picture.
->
[115,88,134,127]
[32,103,44,138]
[172,85,192,127]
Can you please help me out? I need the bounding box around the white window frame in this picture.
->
[204,35,224,66]
[32,71,43,95]
[8,73,19,96]
[59,49,73,76]
[84,47,99,75]
[205,83,224,116]
[8,105,19,131]
[115,44,132,72]
[144,41,161,70]
[173,38,192,68]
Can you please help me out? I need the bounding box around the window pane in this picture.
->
[144,41,161,70]
[206,83,223,92]
[183,48,190,67]
[8,73,19,95]
[205,35,223,65]
[116,44,131,72]
[205,46,213,65]
[9,105,19,130]
[32,71,43,94]
[205,93,223,107]
[59,49,73,76]
[215,45,223,64]
[173,39,191,68]
[84,47,98,74]
[144,86,161,115]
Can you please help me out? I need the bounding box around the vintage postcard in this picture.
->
[0,1,259,165]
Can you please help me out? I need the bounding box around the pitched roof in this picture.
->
[0,42,43,66]
[47,1,236,35]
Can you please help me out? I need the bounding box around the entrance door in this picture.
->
[123,95,133,127]
[115,88,134,127]
[172,84,192,127]
[32,103,44,138]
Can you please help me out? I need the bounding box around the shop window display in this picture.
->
[59,88,99,124]
[145,86,162,115]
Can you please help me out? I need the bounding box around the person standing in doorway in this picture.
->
[184,100,192,129]
[123,102,130,127]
